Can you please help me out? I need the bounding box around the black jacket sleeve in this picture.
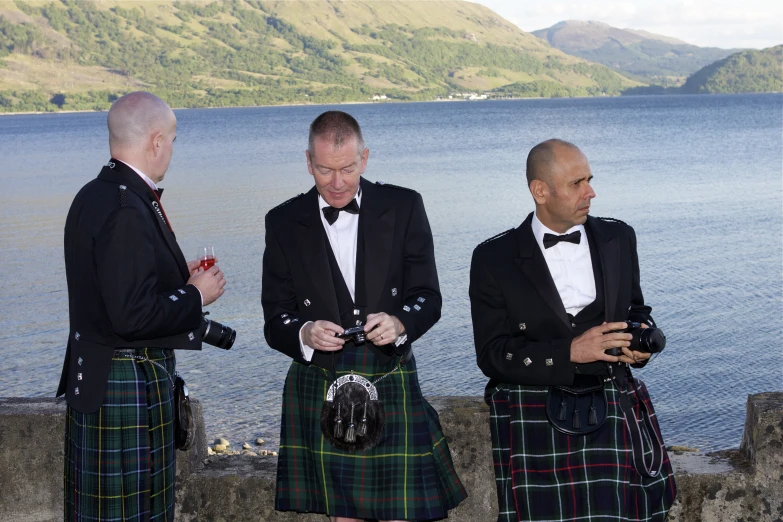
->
[393,192,442,348]
[625,226,655,368]
[469,247,575,386]
[261,213,307,362]
[94,207,202,341]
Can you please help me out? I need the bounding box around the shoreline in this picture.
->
[3,92,779,116]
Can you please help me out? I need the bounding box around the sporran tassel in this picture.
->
[345,403,356,443]
[334,403,344,439]
[558,396,568,421]
[358,401,368,437]
[588,392,598,425]
[572,408,581,429]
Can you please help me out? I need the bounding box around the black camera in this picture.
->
[338,325,366,346]
[201,312,236,350]
[606,321,666,356]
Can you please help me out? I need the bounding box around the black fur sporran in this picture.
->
[320,373,386,452]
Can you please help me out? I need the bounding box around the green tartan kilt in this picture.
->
[487,377,677,522]
[275,347,467,520]
[64,348,176,522]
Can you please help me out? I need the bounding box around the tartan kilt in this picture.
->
[64,348,176,522]
[487,377,676,522]
[276,346,467,520]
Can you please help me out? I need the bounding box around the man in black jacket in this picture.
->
[57,91,226,521]
[262,111,466,521]
[470,139,675,522]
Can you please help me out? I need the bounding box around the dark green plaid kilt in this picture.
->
[276,346,467,520]
[487,377,677,522]
[64,348,176,522]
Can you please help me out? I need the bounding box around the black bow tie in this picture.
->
[322,199,360,225]
[543,230,581,249]
[154,188,164,199]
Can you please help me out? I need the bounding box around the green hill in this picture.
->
[532,20,739,84]
[680,45,783,94]
[0,0,640,112]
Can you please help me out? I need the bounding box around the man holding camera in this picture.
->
[469,139,676,521]
[262,111,466,521]
[57,91,226,521]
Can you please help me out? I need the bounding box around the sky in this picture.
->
[471,0,783,49]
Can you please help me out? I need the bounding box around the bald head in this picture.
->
[107,92,177,183]
[525,139,584,188]
[108,92,173,150]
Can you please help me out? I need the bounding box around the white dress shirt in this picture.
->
[531,213,596,316]
[299,191,362,361]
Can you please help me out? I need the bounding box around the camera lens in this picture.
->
[638,328,666,354]
[202,317,236,350]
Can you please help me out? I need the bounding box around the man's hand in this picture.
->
[364,313,405,346]
[302,320,345,352]
[570,322,631,364]
[186,258,218,276]
[617,323,651,365]
[187,265,226,306]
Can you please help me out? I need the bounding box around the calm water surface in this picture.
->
[1,94,781,452]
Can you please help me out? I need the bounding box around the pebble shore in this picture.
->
[207,437,278,457]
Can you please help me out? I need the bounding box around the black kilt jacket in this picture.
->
[262,177,441,368]
[470,213,676,522]
[470,213,653,388]
[56,160,203,413]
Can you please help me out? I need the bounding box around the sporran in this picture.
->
[320,360,400,452]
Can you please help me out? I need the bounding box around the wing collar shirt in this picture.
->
[532,213,596,316]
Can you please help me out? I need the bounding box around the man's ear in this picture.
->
[359,148,369,174]
[306,150,314,176]
[152,132,163,158]
[529,179,549,205]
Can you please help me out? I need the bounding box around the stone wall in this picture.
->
[1,393,781,521]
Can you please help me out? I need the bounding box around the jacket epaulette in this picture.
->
[479,228,514,246]
[270,193,304,212]
[375,181,415,192]
[596,216,628,226]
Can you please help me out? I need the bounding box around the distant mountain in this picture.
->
[681,45,783,94]
[532,20,740,82]
[0,1,639,113]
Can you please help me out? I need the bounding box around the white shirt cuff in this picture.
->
[188,284,204,306]
[299,321,315,362]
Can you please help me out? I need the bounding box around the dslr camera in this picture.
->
[606,321,666,356]
[201,311,236,350]
[338,324,366,346]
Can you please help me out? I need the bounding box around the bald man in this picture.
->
[469,139,676,521]
[57,91,226,521]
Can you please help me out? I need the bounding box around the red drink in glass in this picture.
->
[200,256,216,271]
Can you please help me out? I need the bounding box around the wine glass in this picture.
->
[198,246,215,271]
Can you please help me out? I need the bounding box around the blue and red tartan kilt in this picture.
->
[275,346,467,521]
[64,348,176,522]
[487,377,676,522]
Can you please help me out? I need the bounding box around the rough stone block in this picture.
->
[0,397,66,522]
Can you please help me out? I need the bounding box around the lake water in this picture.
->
[1,94,781,453]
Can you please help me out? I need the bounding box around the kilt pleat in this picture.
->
[64,348,176,522]
[487,378,676,522]
[276,346,467,520]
